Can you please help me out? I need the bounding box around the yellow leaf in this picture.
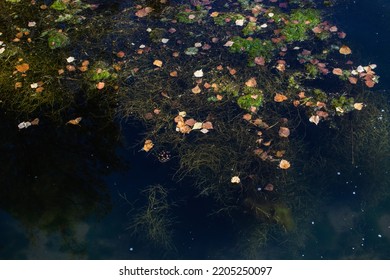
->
[353,103,364,110]
[153,60,163,67]
[143,139,154,152]
[339,45,352,55]
[279,159,291,169]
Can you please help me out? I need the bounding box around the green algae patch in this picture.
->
[43,29,70,49]
[237,87,264,112]
[51,0,67,11]
[281,9,321,42]
[229,36,276,64]
[213,13,245,26]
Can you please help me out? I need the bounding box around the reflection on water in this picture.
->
[0,0,390,260]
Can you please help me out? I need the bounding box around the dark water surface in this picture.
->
[1,0,390,259]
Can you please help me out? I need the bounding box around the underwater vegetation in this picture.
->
[0,0,389,258]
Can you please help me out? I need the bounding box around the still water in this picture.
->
[0,0,389,259]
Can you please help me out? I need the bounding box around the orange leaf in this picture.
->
[274,93,288,102]
[245,77,257,87]
[279,159,291,169]
[67,117,82,125]
[332,68,343,75]
[96,82,105,89]
[142,139,154,152]
[153,60,163,67]
[339,45,352,55]
[15,63,30,73]
[192,85,201,94]
[170,71,178,77]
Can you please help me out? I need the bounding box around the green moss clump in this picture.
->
[237,87,263,111]
[281,9,321,42]
[87,62,113,82]
[305,64,319,79]
[176,8,207,24]
[213,13,245,26]
[230,36,276,65]
[331,95,355,115]
[44,30,70,49]
[242,22,258,36]
[149,28,166,43]
[51,0,67,11]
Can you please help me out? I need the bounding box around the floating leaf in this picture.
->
[245,77,257,87]
[192,85,201,94]
[116,51,125,58]
[15,63,29,73]
[170,71,178,77]
[30,118,39,126]
[96,82,105,90]
[153,59,163,67]
[202,121,213,130]
[278,127,290,138]
[309,115,320,125]
[67,117,82,125]
[192,122,203,130]
[279,159,291,170]
[332,68,343,75]
[339,45,352,55]
[365,79,375,88]
[18,121,31,130]
[274,93,288,102]
[243,113,252,121]
[231,176,240,184]
[354,103,364,110]
[348,76,358,84]
[193,69,204,77]
[135,7,153,18]
[142,139,154,152]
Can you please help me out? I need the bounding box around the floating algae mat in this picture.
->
[0,0,390,259]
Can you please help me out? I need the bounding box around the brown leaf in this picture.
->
[67,117,82,125]
[135,7,153,18]
[278,127,290,138]
[202,121,213,130]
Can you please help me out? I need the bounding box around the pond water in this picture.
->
[0,0,389,259]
